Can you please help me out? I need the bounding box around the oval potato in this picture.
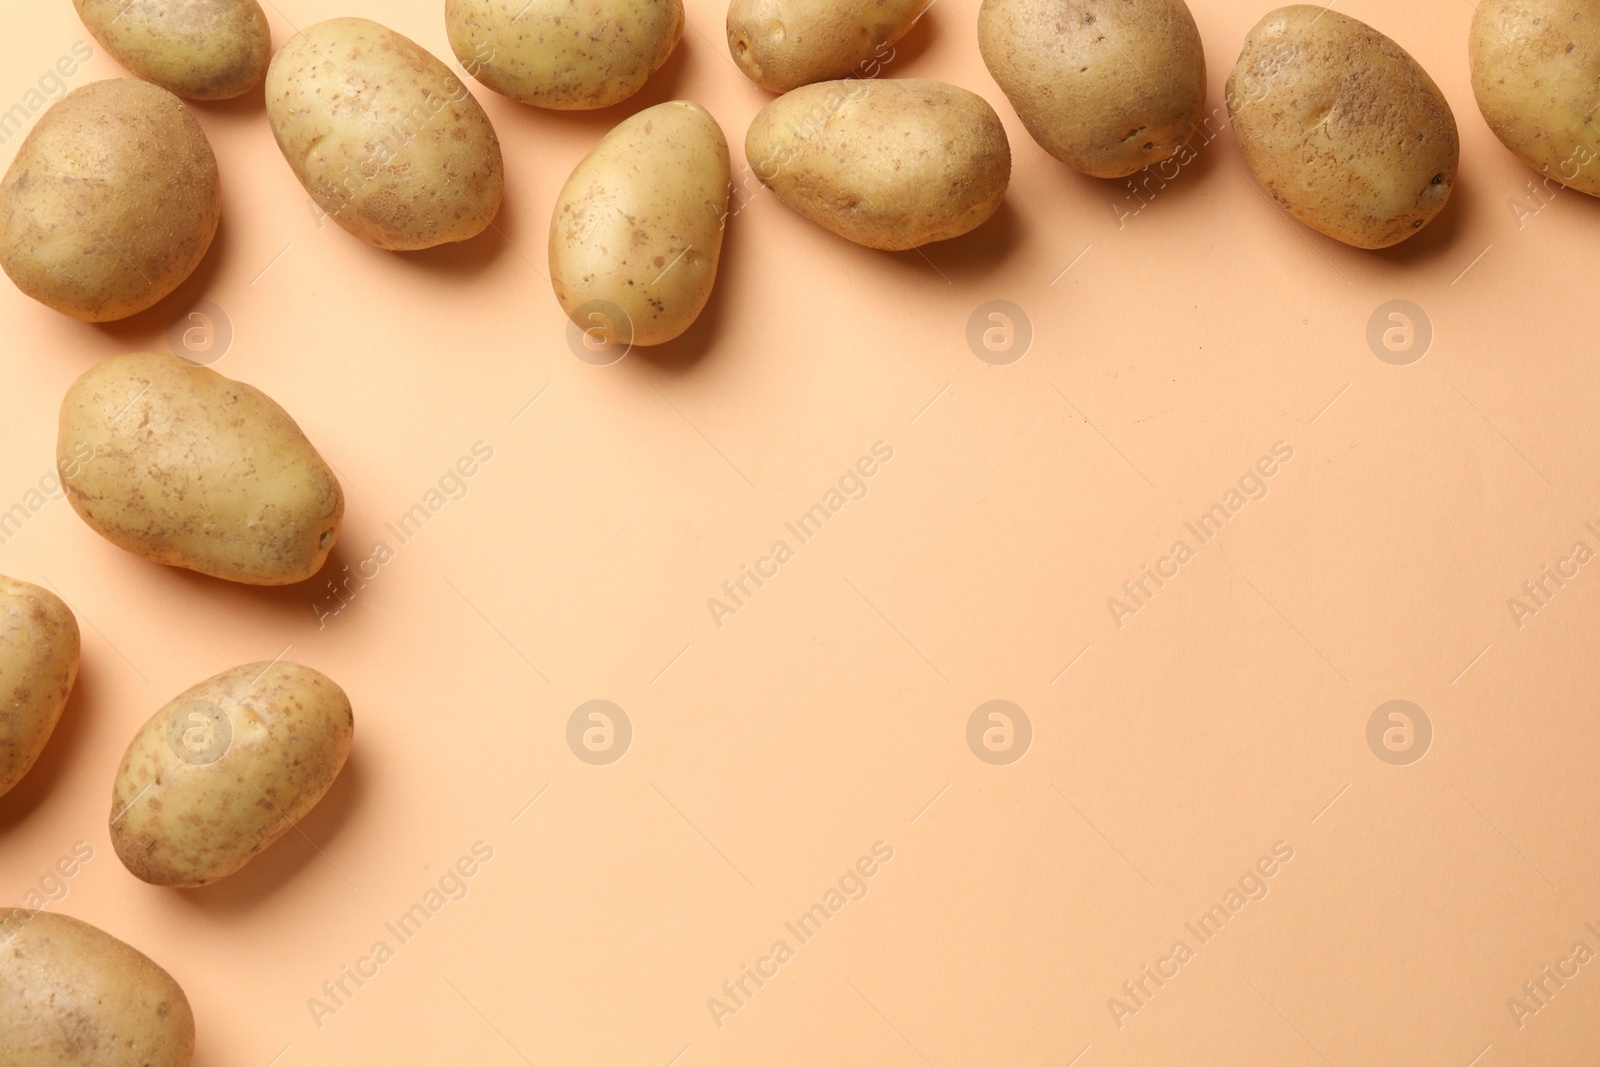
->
[266,18,504,250]
[447,0,683,109]
[1226,6,1458,249]
[745,78,1010,250]
[1470,0,1600,197]
[58,352,343,586]
[110,662,354,888]
[550,101,730,346]
[0,576,79,800]
[74,0,271,100]
[0,80,220,321]
[727,0,926,93]
[0,910,194,1067]
[978,0,1206,178]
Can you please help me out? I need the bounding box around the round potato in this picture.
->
[266,17,504,250]
[1226,7,1458,248]
[550,101,730,346]
[0,576,79,800]
[0,80,220,321]
[74,0,271,99]
[58,352,344,586]
[0,910,194,1067]
[110,662,354,888]
[1470,0,1600,197]
[447,0,683,109]
[978,0,1206,178]
[728,0,926,93]
[745,78,1010,250]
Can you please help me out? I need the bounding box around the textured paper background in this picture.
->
[2,0,1598,1063]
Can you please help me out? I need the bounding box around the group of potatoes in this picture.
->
[4,354,355,1062]
[2,0,1599,1060]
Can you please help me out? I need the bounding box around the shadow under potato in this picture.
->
[0,656,100,833]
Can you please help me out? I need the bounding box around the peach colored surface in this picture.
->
[3,1,1599,1064]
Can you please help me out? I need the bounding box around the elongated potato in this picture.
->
[728,0,926,92]
[1226,7,1458,248]
[110,662,354,888]
[550,101,731,346]
[266,18,504,250]
[58,352,343,586]
[0,80,220,321]
[745,78,1010,249]
[0,576,79,799]
[447,0,683,109]
[979,0,1207,178]
[74,0,271,99]
[0,910,194,1067]
[1470,0,1600,197]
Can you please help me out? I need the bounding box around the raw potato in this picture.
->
[266,17,504,250]
[745,78,1011,250]
[0,80,220,321]
[0,911,194,1066]
[727,0,926,93]
[1226,6,1458,249]
[550,101,731,346]
[74,0,271,100]
[978,0,1206,178]
[58,352,344,586]
[110,662,354,888]
[1470,0,1600,197]
[0,576,79,800]
[447,0,683,109]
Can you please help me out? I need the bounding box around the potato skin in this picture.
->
[58,352,343,586]
[728,0,925,93]
[0,910,194,1067]
[447,0,683,109]
[266,18,504,250]
[1470,0,1600,197]
[0,576,79,800]
[745,78,1011,250]
[1226,6,1458,249]
[979,0,1206,178]
[74,0,271,100]
[550,101,731,346]
[0,80,221,321]
[110,662,354,888]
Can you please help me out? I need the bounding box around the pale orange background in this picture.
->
[3,0,1598,1063]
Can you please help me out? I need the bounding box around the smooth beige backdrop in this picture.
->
[2,0,1597,1064]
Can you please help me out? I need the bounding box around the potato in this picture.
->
[266,18,504,250]
[1470,0,1600,197]
[74,0,271,100]
[550,101,730,346]
[745,78,1010,250]
[58,352,343,586]
[0,80,220,321]
[978,0,1206,178]
[728,0,925,93]
[0,576,79,800]
[0,910,194,1066]
[110,661,353,888]
[1226,7,1458,249]
[447,0,683,109]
